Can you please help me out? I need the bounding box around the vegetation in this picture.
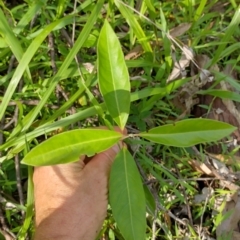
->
[0,0,240,239]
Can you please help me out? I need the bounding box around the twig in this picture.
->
[145,177,225,185]
[192,147,239,191]
[0,200,16,239]
[151,183,188,227]
[126,125,140,134]
[117,0,212,80]
[136,150,189,228]
[14,154,24,217]
[175,165,193,226]
[72,0,78,43]
[7,55,16,74]
[0,54,16,155]
[0,117,4,157]
[151,216,157,240]
[30,12,39,29]
[13,82,25,219]
[60,28,82,63]
[47,26,69,102]
[3,106,18,130]
[2,100,73,127]
[199,180,214,238]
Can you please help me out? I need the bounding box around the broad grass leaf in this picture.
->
[109,147,146,240]
[198,89,240,102]
[140,119,236,147]
[22,129,122,166]
[98,20,130,129]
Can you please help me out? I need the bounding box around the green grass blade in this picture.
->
[198,89,240,102]
[0,8,24,63]
[13,0,47,35]
[0,15,73,121]
[210,6,240,67]
[17,166,34,239]
[194,0,207,21]
[1,78,188,153]
[114,0,152,54]
[0,7,32,80]
[8,0,105,137]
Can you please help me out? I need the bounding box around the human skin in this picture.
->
[33,128,125,240]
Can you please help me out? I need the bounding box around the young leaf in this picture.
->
[22,129,122,166]
[109,147,146,240]
[139,119,236,147]
[98,20,130,130]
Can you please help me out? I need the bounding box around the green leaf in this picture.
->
[13,0,47,35]
[0,8,31,79]
[139,119,236,147]
[144,0,156,18]
[198,89,240,102]
[22,129,122,166]
[1,78,188,153]
[144,185,156,216]
[114,0,152,54]
[0,8,24,63]
[210,6,240,67]
[17,166,34,239]
[109,147,146,240]
[8,0,105,136]
[98,20,130,129]
[0,15,73,121]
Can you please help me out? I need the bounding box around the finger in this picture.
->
[84,143,123,174]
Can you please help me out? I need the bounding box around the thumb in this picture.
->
[84,143,122,175]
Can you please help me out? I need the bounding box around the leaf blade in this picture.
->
[9,0,105,135]
[22,129,122,166]
[0,15,73,121]
[98,20,130,129]
[139,119,236,147]
[198,89,240,102]
[114,0,152,54]
[109,147,146,240]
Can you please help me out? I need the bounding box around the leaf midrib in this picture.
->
[123,149,136,239]
[27,135,120,161]
[106,26,122,126]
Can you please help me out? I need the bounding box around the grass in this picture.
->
[0,0,240,239]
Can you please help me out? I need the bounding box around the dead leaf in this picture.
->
[188,159,213,175]
[194,187,214,204]
[207,153,240,165]
[192,63,240,156]
[167,46,194,82]
[216,192,240,239]
[170,23,192,38]
[211,158,229,175]
[125,45,143,60]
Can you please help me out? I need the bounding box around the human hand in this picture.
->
[33,127,126,240]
